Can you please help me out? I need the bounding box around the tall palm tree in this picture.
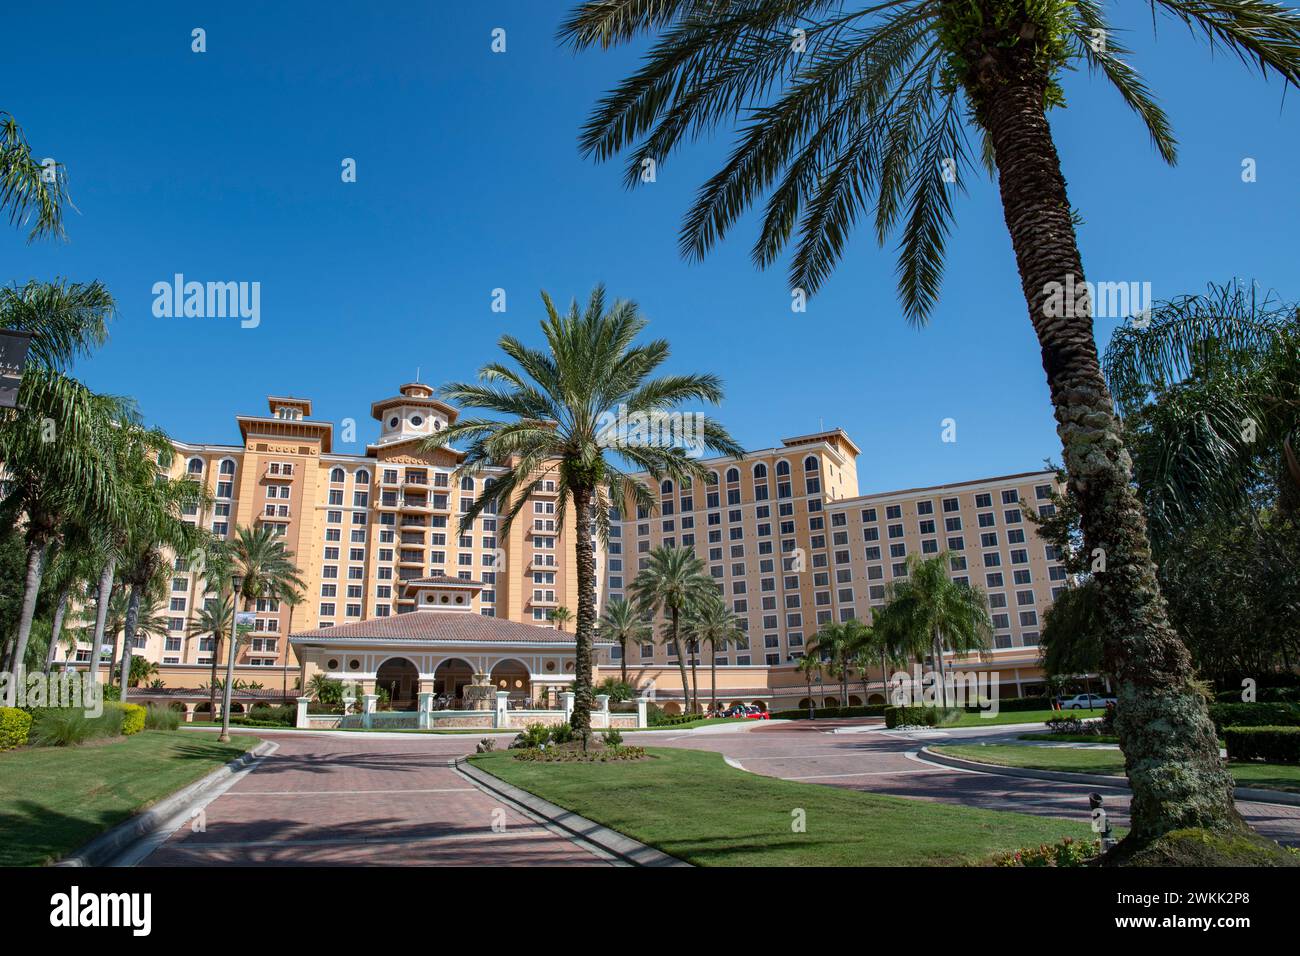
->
[218,525,305,741]
[1,112,70,240]
[879,553,992,709]
[41,526,105,670]
[686,592,742,711]
[549,605,574,631]
[796,652,822,716]
[557,0,1300,846]
[188,594,234,721]
[423,287,742,731]
[809,619,870,708]
[599,595,649,685]
[631,545,718,715]
[863,606,911,705]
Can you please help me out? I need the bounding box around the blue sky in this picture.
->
[4,2,1298,494]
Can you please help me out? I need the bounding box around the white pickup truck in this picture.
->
[1059,693,1116,710]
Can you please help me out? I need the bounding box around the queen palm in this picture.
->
[599,596,649,686]
[559,0,1300,847]
[879,553,992,709]
[188,594,234,721]
[549,606,574,632]
[1,112,69,240]
[423,287,742,731]
[809,618,870,709]
[217,525,306,742]
[796,652,822,716]
[631,546,718,715]
[686,592,743,711]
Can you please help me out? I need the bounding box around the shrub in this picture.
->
[512,745,647,763]
[0,707,32,751]
[883,705,961,729]
[513,722,552,749]
[1224,726,1300,764]
[770,705,887,720]
[1045,715,1085,735]
[965,695,1053,714]
[30,706,124,747]
[994,837,1101,867]
[231,704,295,727]
[1208,703,1300,734]
[120,703,146,736]
[549,722,574,745]
[144,705,182,731]
[602,728,623,747]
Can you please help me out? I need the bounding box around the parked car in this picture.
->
[720,704,769,719]
[1060,693,1116,710]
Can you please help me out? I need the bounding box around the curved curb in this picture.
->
[455,757,689,867]
[918,746,1300,807]
[53,739,278,867]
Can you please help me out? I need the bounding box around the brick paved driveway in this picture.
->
[140,733,608,866]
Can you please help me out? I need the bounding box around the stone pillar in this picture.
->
[362,693,378,729]
[495,690,509,729]
[295,696,311,729]
[596,694,610,713]
[342,696,355,717]
[417,692,433,730]
[561,691,575,721]
[635,695,649,729]
[184,703,196,724]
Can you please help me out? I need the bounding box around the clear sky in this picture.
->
[4,2,1298,494]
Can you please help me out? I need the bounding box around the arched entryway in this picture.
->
[490,659,530,707]
[377,657,419,710]
[434,658,473,707]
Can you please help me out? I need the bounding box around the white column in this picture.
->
[295,696,311,729]
[596,694,611,713]
[342,696,355,717]
[417,691,433,730]
[362,693,378,729]
[635,695,649,729]
[561,691,575,721]
[495,690,509,729]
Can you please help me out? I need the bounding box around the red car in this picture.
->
[721,704,769,719]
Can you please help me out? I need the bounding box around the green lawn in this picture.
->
[1020,732,1121,744]
[470,746,1099,866]
[0,731,258,866]
[949,707,1103,727]
[934,743,1300,794]
[627,717,750,731]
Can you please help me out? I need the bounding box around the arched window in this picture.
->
[218,459,236,475]
[707,471,719,485]
[753,463,767,480]
[804,456,819,472]
[187,457,204,475]
[355,469,370,485]
[460,475,475,491]
[725,467,740,483]
[660,479,673,495]
[330,467,345,483]
[776,460,790,477]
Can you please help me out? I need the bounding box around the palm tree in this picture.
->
[188,594,234,721]
[1,112,70,240]
[686,592,742,712]
[796,652,822,716]
[557,0,1300,846]
[38,523,102,670]
[423,287,742,731]
[879,553,992,709]
[809,619,870,709]
[218,526,305,741]
[863,607,911,705]
[599,595,648,686]
[631,545,718,715]
[549,606,573,632]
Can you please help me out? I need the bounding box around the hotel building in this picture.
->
[58,382,1065,711]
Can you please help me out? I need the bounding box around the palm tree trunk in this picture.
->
[219,600,244,742]
[932,630,948,709]
[208,633,223,721]
[619,638,628,686]
[670,606,691,718]
[976,66,1238,843]
[709,646,717,713]
[688,642,700,714]
[118,584,142,703]
[8,536,49,678]
[91,556,115,685]
[569,485,597,732]
[45,583,71,671]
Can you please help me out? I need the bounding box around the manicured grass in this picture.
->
[0,731,258,866]
[627,717,750,731]
[948,707,1103,727]
[934,743,1300,794]
[1020,732,1121,744]
[470,746,1098,866]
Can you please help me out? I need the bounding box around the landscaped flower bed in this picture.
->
[512,744,648,763]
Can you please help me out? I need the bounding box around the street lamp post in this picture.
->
[218,574,244,744]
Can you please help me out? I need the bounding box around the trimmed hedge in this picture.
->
[1208,703,1300,734]
[966,696,1052,713]
[1224,726,1300,764]
[0,707,32,751]
[771,705,887,720]
[120,703,146,736]
[884,705,962,729]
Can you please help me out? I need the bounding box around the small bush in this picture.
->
[1224,726,1300,764]
[30,706,124,747]
[770,705,887,720]
[994,837,1101,867]
[513,722,552,749]
[1207,702,1300,734]
[512,745,647,763]
[549,722,574,745]
[0,707,32,751]
[120,703,146,736]
[884,705,961,729]
[144,705,182,731]
[602,728,623,747]
[231,704,295,727]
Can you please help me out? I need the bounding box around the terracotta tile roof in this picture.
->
[403,575,483,589]
[290,611,588,645]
